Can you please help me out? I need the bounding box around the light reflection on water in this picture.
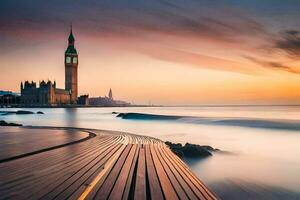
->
[1,106,300,199]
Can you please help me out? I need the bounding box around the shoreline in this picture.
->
[0,105,163,108]
[3,104,300,109]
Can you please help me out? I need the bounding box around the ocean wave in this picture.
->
[116,112,300,130]
[116,112,182,120]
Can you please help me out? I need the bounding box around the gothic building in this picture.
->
[20,80,70,105]
[20,27,79,105]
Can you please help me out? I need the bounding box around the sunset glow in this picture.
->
[1,0,300,105]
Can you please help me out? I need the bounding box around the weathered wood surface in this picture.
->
[0,127,88,160]
[0,127,218,200]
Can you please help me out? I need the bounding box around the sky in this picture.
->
[1,0,300,105]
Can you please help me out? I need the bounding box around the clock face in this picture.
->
[66,57,71,63]
[73,57,78,63]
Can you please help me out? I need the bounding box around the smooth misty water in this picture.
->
[1,106,300,199]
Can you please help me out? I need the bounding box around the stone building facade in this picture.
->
[20,27,78,106]
[20,81,70,105]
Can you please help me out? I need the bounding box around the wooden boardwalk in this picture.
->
[0,127,89,161]
[0,127,217,200]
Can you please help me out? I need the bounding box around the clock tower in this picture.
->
[65,25,78,104]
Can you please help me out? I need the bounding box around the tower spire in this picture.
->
[109,88,113,100]
[70,23,73,36]
[68,23,75,45]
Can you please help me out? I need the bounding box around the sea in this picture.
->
[1,106,300,199]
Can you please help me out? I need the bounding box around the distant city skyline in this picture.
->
[1,0,300,105]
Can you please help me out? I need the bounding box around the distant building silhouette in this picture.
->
[78,94,89,105]
[0,91,20,106]
[109,88,113,100]
[20,26,79,106]
[89,88,130,107]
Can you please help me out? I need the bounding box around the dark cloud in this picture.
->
[0,0,267,43]
[275,30,300,58]
[3,0,295,75]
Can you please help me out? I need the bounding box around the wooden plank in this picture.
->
[36,143,123,200]
[145,144,164,200]
[92,144,132,199]
[154,145,189,200]
[162,146,217,200]
[108,145,138,199]
[158,145,198,200]
[122,144,139,200]
[77,144,128,200]
[134,147,147,200]
[54,143,124,200]
[150,144,179,200]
